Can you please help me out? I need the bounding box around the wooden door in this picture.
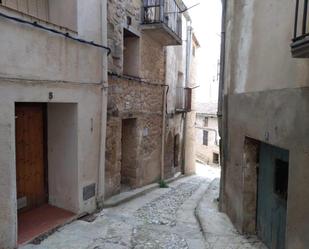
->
[15,103,47,212]
[257,143,289,249]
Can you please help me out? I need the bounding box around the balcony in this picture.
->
[291,0,309,57]
[142,0,182,46]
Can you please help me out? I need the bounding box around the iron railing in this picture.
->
[293,0,309,41]
[143,0,182,39]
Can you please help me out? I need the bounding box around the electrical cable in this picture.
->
[0,11,111,55]
[108,72,168,87]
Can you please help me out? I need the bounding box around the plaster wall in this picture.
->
[48,104,78,213]
[221,0,309,241]
[0,0,105,84]
[0,80,103,248]
[184,110,196,174]
[0,1,108,247]
[184,33,199,175]
[225,0,309,95]
[222,2,309,245]
[223,89,309,248]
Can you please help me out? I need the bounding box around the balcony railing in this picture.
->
[291,0,309,57]
[142,0,182,44]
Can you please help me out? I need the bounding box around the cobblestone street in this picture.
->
[21,164,266,249]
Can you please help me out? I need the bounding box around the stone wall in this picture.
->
[105,75,164,198]
[107,0,165,82]
[105,0,187,198]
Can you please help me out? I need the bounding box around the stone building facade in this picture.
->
[219,0,309,248]
[104,0,195,198]
[0,0,109,248]
[195,103,219,166]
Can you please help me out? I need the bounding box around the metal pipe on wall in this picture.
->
[181,19,193,174]
[218,0,227,211]
[97,0,109,206]
[161,85,167,180]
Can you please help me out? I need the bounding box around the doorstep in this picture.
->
[18,204,76,245]
[103,173,184,208]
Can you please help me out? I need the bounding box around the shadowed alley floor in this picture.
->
[20,164,266,249]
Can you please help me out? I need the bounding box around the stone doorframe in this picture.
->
[242,137,260,234]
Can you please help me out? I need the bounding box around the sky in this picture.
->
[183,0,222,103]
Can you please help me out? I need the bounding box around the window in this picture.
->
[213,153,219,164]
[123,28,140,77]
[0,0,77,31]
[204,117,209,127]
[274,159,289,201]
[203,131,208,146]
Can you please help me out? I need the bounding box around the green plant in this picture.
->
[159,179,169,188]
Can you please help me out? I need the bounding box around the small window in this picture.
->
[203,131,208,146]
[213,153,219,164]
[274,159,289,201]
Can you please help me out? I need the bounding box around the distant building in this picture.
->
[195,103,219,166]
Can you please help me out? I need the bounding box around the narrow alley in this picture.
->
[2,0,308,248]
[19,164,264,249]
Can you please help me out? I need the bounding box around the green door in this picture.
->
[257,143,289,249]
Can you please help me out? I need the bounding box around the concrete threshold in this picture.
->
[103,173,184,208]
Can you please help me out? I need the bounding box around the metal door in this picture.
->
[257,143,289,249]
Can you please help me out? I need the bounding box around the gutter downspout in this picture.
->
[98,0,108,207]
[161,84,167,180]
[181,20,192,175]
[218,0,227,211]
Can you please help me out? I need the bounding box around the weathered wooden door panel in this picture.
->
[257,143,289,249]
[15,103,47,212]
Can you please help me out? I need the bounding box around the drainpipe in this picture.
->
[98,0,108,206]
[218,0,227,211]
[161,84,167,180]
[181,19,192,175]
